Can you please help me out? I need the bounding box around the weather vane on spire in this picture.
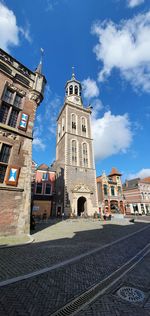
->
[36,48,44,74]
[72,66,75,79]
[40,48,44,63]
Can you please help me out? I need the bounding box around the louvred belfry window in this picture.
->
[72,140,77,165]
[82,143,88,167]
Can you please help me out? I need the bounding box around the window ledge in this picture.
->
[0,184,24,192]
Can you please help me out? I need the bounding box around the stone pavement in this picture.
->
[76,245,150,315]
[0,218,150,315]
[0,219,148,281]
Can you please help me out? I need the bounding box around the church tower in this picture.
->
[55,70,98,217]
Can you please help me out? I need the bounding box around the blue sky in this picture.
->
[0,0,150,181]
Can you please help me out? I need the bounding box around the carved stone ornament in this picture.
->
[0,51,13,64]
[7,82,26,96]
[72,184,91,193]
[29,92,41,105]
[17,65,31,78]
[0,130,18,140]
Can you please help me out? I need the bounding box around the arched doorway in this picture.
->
[77,196,86,216]
[110,200,119,213]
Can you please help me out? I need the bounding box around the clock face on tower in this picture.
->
[74,96,80,102]
[66,95,82,106]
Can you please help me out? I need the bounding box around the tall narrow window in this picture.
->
[104,184,108,195]
[75,85,78,95]
[69,85,73,95]
[118,186,121,194]
[3,88,13,104]
[0,87,23,128]
[36,183,42,194]
[0,104,9,124]
[82,143,88,167]
[81,117,86,135]
[62,117,65,133]
[72,140,77,165]
[14,94,22,109]
[8,109,18,127]
[58,124,61,140]
[72,114,76,133]
[0,144,11,183]
[45,183,51,195]
[111,186,115,196]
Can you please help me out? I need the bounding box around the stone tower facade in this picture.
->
[55,71,98,217]
[0,48,46,236]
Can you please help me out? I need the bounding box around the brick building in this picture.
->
[54,70,98,217]
[31,163,56,219]
[123,177,150,215]
[96,168,125,215]
[0,48,46,236]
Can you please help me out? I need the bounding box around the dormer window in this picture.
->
[75,85,78,95]
[69,85,73,95]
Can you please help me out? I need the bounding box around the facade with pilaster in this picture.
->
[123,177,150,215]
[0,48,46,236]
[55,71,98,217]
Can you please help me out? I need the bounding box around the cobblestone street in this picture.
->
[0,218,150,315]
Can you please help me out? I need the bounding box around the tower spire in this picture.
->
[36,48,44,74]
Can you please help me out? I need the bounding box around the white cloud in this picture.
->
[82,78,99,99]
[19,21,32,43]
[127,168,150,179]
[92,11,150,92]
[0,2,31,52]
[0,2,19,51]
[92,111,133,160]
[91,98,103,118]
[127,0,144,8]
[32,138,46,151]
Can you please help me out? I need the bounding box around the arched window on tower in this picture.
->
[81,117,86,135]
[75,85,78,95]
[72,140,77,166]
[58,124,61,140]
[66,88,68,96]
[72,114,76,133]
[62,117,65,134]
[69,85,73,95]
[82,142,88,167]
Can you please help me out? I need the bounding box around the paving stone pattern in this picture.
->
[0,224,150,315]
[77,248,150,316]
[0,220,148,281]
